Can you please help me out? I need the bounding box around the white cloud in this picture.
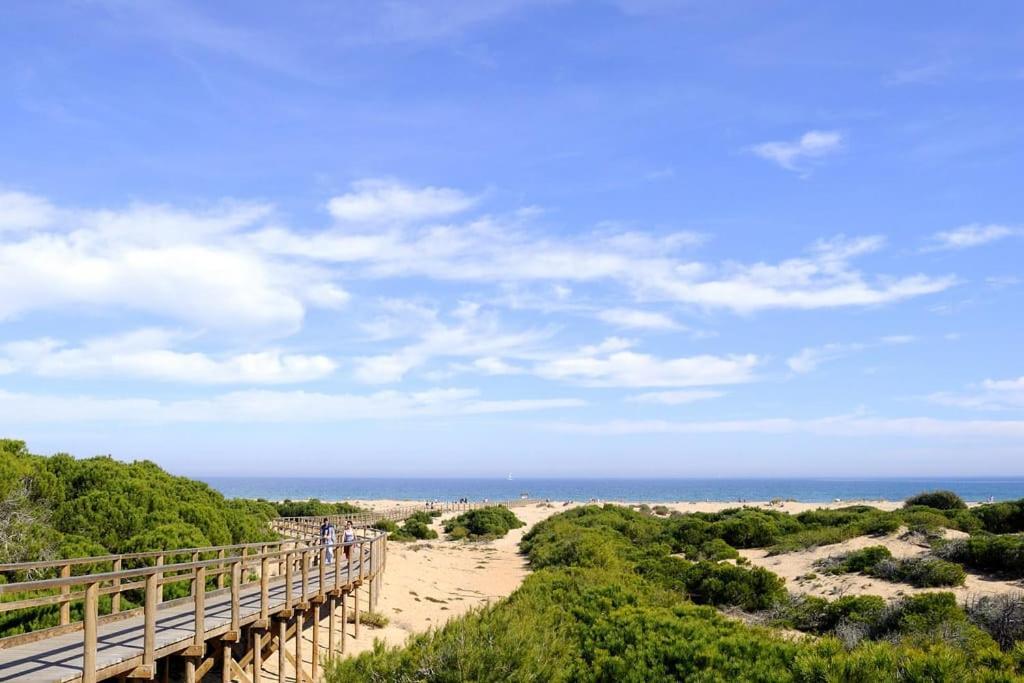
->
[787,335,917,374]
[327,179,477,223]
[0,198,347,334]
[535,338,757,388]
[552,415,1024,438]
[625,390,724,405]
[472,356,523,375]
[750,130,844,172]
[0,190,57,231]
[927,224,1018,251]
[0,387,584,423]
[928,375,1024,411]
[787,343,858,374]
[353,305,553,383]
[597,308,681,330]
[0,329,337,384]
[257,205,953,313]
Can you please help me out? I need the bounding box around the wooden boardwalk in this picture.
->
[1,499,531,682]
[1,528,386,683]
[1,553,360,682]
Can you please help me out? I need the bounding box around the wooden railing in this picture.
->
[0,529,387,683]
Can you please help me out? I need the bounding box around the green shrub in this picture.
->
[875,557,966,588]
[904,490,967,511]
[443,506,525,540]
[972,500,1024,534]
[372,519,398,533]
[935,534,1024,578]
[274,499,363,517]
[817,545,893,574]
[696,538,739,561]
[390,520,438,542]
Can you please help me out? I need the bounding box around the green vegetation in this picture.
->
[816,546,966,587]
[444,506,525,540]
[935,534,1024,578]
[326,504,1024,682]
[274,499,364,517]
[972,499,1024,534]
[389,511,439,542]
[870,557,967,587]
[0,439,283,637]
[818,545,894,573]
[350,611,390,628]
[905,490,968,510]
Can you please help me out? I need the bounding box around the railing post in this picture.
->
[318,545,326,598]
[354,584,360,639]
[230,559,241,634]
[144,569,158,671]
[301,549,310,604]
[340,592,347,653]
[112,558,122,613]
[285,551,293,609]
[156,554,165,604]
[295,609,304,682]
[260,553,270,621]
[82,580,99,683]
[59,563,71,626]
[194,565,206,648]
[217,548,226,589]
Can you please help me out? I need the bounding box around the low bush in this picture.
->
[390,520,438,542]
[817,547,966,587]
[904,490,967,511]
[965,593,1024,650]
[443,506,525,540]
[348,610,390,628]
[972,499,1024,534]
[871,557,966,588]
[817,545,893,574]
[935,534,1024,578]
[372,519,398,533]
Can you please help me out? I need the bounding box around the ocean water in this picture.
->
[200,477,1024,504]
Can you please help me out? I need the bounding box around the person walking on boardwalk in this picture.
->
[342,519,356,562]
[320,517,336,564]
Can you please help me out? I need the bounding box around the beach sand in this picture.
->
[258,498,1020,681]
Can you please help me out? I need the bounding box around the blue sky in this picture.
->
[1,1,1022,477]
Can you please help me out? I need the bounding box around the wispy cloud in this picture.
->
[925,224,1019,251]
[787,335,916,374]
[597,308,681,330]
[0,329,336,384]
[552,414,1024,438]
[625,390,724,405]
[0,387,586,423]
[750,130,844,173]
[327,179,478,224]
[535,337,758,388]
[928,375,1024,411]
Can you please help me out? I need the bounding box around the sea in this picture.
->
[200,477,1024,504]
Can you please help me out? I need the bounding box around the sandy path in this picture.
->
[740,527,1024,601]
[256,501,577,681]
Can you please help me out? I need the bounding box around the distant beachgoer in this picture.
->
[342,520,355,561]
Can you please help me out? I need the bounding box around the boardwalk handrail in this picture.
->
[0,528,387,683]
